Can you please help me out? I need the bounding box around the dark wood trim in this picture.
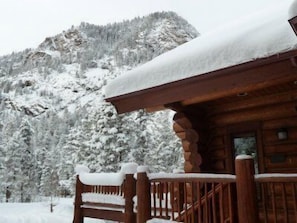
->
[106,50,297,114]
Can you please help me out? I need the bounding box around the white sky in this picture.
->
[0,0,292,56]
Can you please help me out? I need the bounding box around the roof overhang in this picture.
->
[106,50,297,114]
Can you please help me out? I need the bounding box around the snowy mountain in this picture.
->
[0,11,198,202]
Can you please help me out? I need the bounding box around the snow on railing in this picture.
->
[255,173,297,180]
[148,172,236,181]
[75,162,138,186]
[73,163,138,223]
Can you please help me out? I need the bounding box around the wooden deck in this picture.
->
[73,158,297,223]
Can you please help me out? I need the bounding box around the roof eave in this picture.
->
[105,49,297,114]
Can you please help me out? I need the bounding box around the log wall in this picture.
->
[173,85,297,174]
[203,87,297,174]
[173,112,203,173]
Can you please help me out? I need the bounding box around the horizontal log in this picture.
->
[173,122,185,133]
[259,209,297,223]
[184,152,202,166]
[181,58,297,106]
[208,87,297,115]
[184,161,194,173]
[211,159,225,171]
[184,151,191,161]
[83,202,124,209]
[184,161,200,173]
[265,143,297,155]
[176,129,199,142]
[262,116,297,129]
[173,112,192,129]
[82,208,124,222]
[209,147,226,158]
[264,155,297,169]
[211,101,297,126]
[182,140,198,152]
[209,136,225,147]
[262,127,297,144]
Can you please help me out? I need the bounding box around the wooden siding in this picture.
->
[190,81,297,174]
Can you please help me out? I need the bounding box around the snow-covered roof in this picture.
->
[105,1,297,99]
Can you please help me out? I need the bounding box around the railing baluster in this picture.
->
[197,181,202,223]
[211,182,217,223]
[204,182,209,223]
[159,182,163,218]
[170,182,174,220]
[281,182,288,223]
[153,182,157,217]
[261,183,268,223]
[292,182,297,223]
[165,182,169,219]
[184,182,188,223]
[270,183,277,223]
[190,181,195,223]
[148,173,237,223]
[219,183,223,223]
[227,183,233,223]
[176,182,182,221]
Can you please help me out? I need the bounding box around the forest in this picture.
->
[0,11,198,202]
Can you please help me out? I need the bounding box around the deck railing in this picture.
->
[73,158,297,223]
[72,163,137,223]
[150,174,236,223]
[256,174,297,223]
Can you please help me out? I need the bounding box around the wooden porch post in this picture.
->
[125,174,136,223]
[235,155,259,223]
[73,175,83,223]
[137,170,151,223]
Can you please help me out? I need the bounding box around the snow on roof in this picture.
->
[289,0,297,19]
[105,1,297,99]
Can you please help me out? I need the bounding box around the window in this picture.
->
[232,133,258,174]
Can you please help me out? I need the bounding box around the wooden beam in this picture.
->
[106,50,297,114]
[207,86,297,115]
[211,101,297,126]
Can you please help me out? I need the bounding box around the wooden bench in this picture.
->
[73,164,137,223]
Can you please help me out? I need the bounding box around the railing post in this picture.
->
[137,169,151,223]
[235,155,259,223]
[73,175,83,223]
[125,174,136,223]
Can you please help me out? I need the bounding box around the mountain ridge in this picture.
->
[0,11,198,201]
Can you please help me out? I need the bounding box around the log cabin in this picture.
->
[104,2,297,223]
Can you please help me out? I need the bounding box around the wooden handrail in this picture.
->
[176,182,231,222]
[142,173,236,223]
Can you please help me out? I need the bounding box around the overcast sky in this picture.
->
[0,0,293,56]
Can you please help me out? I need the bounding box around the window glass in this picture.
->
[233,135,258,173]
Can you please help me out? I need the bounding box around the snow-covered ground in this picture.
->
[0,198,104,223]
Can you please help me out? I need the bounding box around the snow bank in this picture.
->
[105,1,297,98]
[0,198,103,223]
